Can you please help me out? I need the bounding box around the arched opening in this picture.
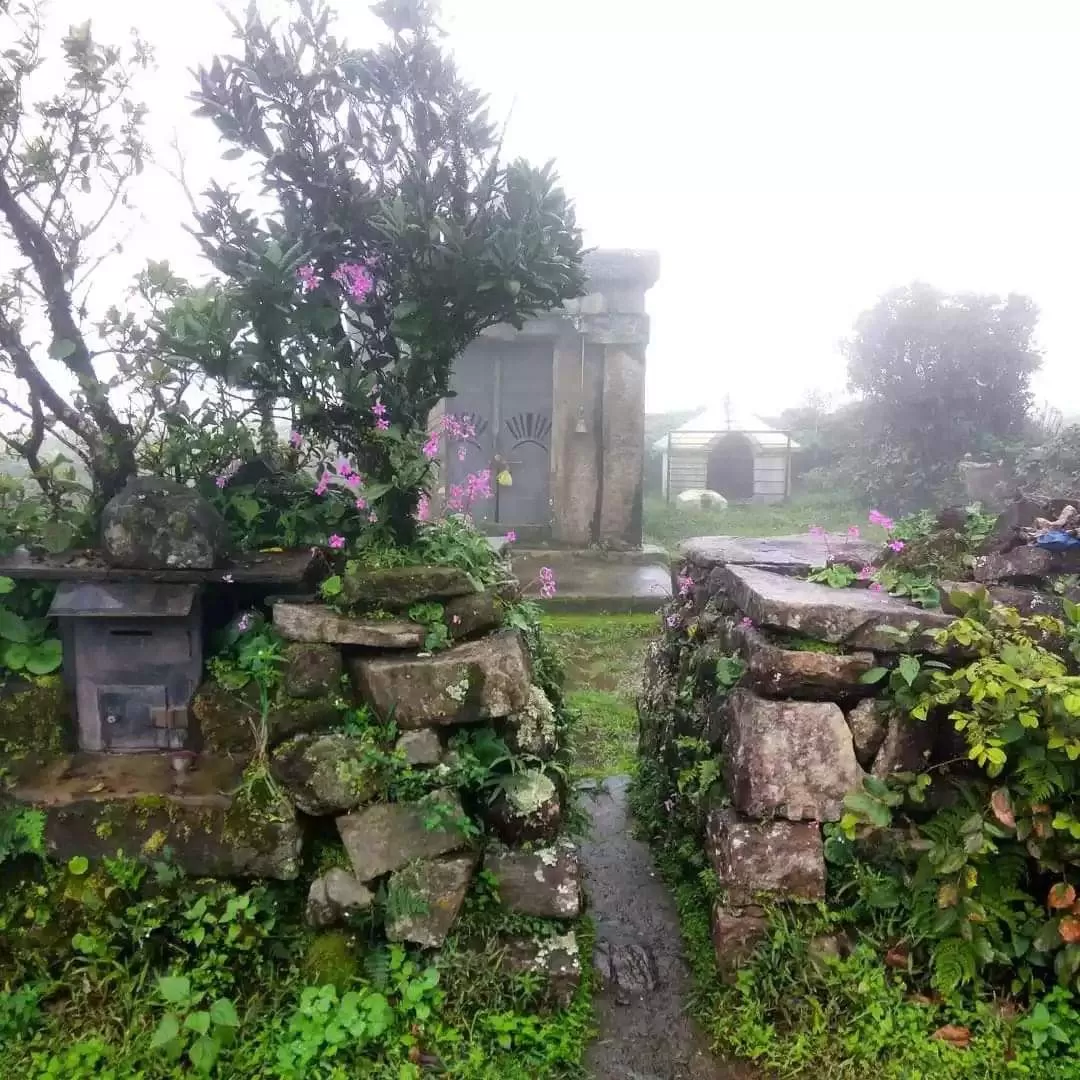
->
[706,432,755,501]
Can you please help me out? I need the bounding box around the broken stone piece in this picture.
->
[711,904,768,974]
[705,807,825,905]
[306,868,375,927]
[444,590,502,639]
[271,733,379,816]
[724,688,863,821]
[503,684,559,758]
[339,565,477,609]
[485,839,582,918]
[336,790,468,881]
[385,852,479,948]
[846,699,889,768]
[484,770,563,845]
[871,711,937,778]
[395,728,444,766]
[499,932,581,1009]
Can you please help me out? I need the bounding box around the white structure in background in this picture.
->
[656,404,798,504]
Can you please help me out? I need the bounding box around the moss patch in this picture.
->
[0,676,71,784]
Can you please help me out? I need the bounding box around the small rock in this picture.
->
[846,699,889,768]
[283,643,343,699]
[504,684,559,758]
[711,904,768,974]
[273,602,424,648]
[271,733,379,816]
[486,840,582,918]
[705,808,825,905]
[499,932,581,1009]
[593,938,659,1005]
[100,476,230,569]
[871,711,936,778]
[337,791,469,882]
[385,852,479,947]
[396,728,444,766]
[444,591,502,639]
[306,868,375,927]
[484,770,563,845]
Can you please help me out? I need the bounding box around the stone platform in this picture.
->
[512,547,672,614]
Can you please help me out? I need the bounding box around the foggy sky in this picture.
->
[16,0,1080,418]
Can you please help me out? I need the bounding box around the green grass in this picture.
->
[643,493,867,553]
[542,614,655,780]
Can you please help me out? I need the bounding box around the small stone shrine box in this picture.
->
[49,582,202,752]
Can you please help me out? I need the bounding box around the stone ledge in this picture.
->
[273,602,424,648]
[679,534,879,573]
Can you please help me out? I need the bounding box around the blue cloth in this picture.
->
[1035,530,1080,551]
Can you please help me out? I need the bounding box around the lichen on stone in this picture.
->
[502,770,557,818]
[507,684,557,757]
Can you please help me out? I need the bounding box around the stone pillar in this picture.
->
[599,343,646,547]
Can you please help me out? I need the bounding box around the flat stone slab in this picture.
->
[719,564,952,652]
[511,549,671,613]
[13,753,302,879]
[679,533,879,572]
[705,807,825,905]
[274,602,423,648]
[350,629,531,728]
[725,688,863,821]
[718,618,875,698]
[386,852,479,948]
[485,839,582,918]
[338,565,477,608]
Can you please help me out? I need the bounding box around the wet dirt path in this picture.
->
[580,776,757,1080]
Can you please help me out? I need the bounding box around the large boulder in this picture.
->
[724,688,863,821]
[350,630,531,729]
[336,791,469,881]
[100,476,230,569]
[271,733,380,816]
[679,533,879,574]
[385,852,479,948]
[497,933,582,1009]
[719,565,953,652]
[485,839,582,918]
[305,868,375,927]
[705,807,825,905]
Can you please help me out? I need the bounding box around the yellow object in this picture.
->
[497,470,513,487]
[259,547,285,553]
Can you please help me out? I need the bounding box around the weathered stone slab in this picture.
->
[705,807,825,905]
[940,580,1062,617]
[386,852,479,948]
[274,602,423,648]
[486,839,582,918]
[871,711,937,778]
[396,728,444,766]
[719,565,952,652]
[711,904,768,973]
[499,932,581,1009]
[283,642,344,698]
[339,565,477,609]
[725,688,863,821]
[336,791,468,881]
[679,533,879,572]
[271,733,379,816]
[306,868,375,927]
[350,630,531,729]
[846,699,889,768]
[718,618,875,698]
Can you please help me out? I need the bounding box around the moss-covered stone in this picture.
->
[302,929,362,990]
[340,565,476,609]
[0,676,72,785]
[283,643,343,699]
[192,680,341,754]
[271,733,380,816]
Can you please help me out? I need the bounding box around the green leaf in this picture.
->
[67,855,89,876]
[0,608,30,644]
[859,667,889,684]
[233,496,261,525]
[188,1034,219,1074]
[3,642,29,671]
[49,339,76,360]
[898,654,921,687]
[209,997,239,1028]
[320,575,342,598]
[0,576,15,595]
[184,1010,211,1035]
[158,974,192,1004]
[150,1013,180,1049]
[25,639,62,675]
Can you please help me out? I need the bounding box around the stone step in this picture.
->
[718,564,952,652]
[679,533,880,573]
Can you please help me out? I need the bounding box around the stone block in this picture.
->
[274,602,423,648]
[719,565,952,652]
[711,904,768,973]
[871,712,937,778]
[386,852,479,948]
[396,728,444,766]
[336,791,468,882]
[846,699,889,768]
[486,839,582,918]
[306,868,375,927]
[339,565,477,609]
[350,630,531,729]
[192,681,340,753]
[283,642,344,699]
[444,591,502,640]
[705,807,825,905]
[940,580,1062,617]
[483,771,562,845]
[498,932,581,1009]
[679,533,879,573]
[725,688,863,821]
[271,733,379,816]
[719,618,875,699]
[503,684,559,758]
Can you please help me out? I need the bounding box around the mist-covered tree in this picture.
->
[0,2,190,522]
[843,282,1041,503]
[166,0,585,540]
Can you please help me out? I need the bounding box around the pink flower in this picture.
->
[505,530,517,544]
[367,511,378,524]
[289,430,302,448]
[422,432,441,459]
[809,525,826,538]
[355,497,368,511]
[335,456,352,476]
[328,534,346,550]
[314,477,328,496]
[677,573,693,598]
[869,582,883,592]
[869,509,895,531]
[858,564,875,580]
[296,263,321,292]
[887,539,905,553]
[665,613,680,629]
[738,616,754,629]
[215,475,228,488]
[415,494,430,521]
[451,614,461,625]
[346,472,361,489]
[236,613,252,633]
[539,566,557,600]
[371,398,387,418]
[331,261,374,302]
[847,525,861,540]
[376,418,390,432]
